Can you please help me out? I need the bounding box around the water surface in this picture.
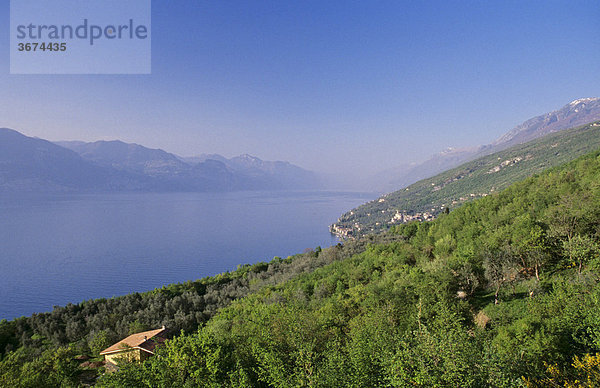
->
[0,191,372,320]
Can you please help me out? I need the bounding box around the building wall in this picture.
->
[104,349,142,365]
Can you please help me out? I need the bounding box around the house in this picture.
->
[100,326,167,366]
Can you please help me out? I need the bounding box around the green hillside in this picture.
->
[332,121,600,237]
[3,147,600,387]
[0,233,403,386]
[92,147,600,387]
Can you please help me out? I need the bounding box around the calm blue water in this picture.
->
[0,191,371,320]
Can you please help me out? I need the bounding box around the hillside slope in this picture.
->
[374,97,600,192]
[98,146,600,387]
[0,234,403,386]
[332,120,600,237]
[494,97,600,147]
[3,147,600,386]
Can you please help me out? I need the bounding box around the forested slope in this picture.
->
[99,148,600,387]
[0,234,402,386]
[332,121,600,237]
[3,148,600,387]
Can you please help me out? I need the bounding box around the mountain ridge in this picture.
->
[0,128,150,192]
[374,97,600,192]
[0,129,320,192]
[332,119,600,237]
[58,139,320,191]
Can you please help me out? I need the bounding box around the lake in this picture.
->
[0,191,372,320]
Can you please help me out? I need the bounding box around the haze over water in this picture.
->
[0,191,371,320]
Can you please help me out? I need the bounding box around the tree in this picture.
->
[90,330,113,356]
[563,234,599,274]
[546,192,599,246]
[482,248,520,304]
[512,215,549,281]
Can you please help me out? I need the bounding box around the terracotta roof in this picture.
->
[100,327,166,355]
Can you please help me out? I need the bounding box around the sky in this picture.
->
[1,1,599,176]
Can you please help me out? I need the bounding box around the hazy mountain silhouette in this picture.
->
[0,128,151,192]
[0,131,320,192]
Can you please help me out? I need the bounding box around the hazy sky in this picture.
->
[1,1,599,175]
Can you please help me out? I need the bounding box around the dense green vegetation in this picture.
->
[333,121,600,236]
[0,233,402,386]
[97,148,600,387]
[3,147,600,386]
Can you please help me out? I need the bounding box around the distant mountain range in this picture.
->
[373,97,600,192]
[0,129,320,192]
[3,98,599,194]
[331,119,600,237]
[331,97,600,237]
